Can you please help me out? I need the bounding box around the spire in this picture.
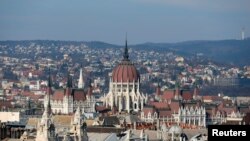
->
[47,68,52,113]
[48,68,52,88]
[123,33,129,60]
[78,64,84,89]
[47,90,52,115]
[67,73,72,88]
[65,73,72,97]
[74,106,81,124]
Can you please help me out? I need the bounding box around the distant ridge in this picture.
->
[133,39,250,66]
[1,38,250,66]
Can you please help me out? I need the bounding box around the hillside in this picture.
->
[131,39,250,66]
[1,39,250,66]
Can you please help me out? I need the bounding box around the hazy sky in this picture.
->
[0,0,249,44]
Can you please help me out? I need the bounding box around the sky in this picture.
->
[0,0,249,44]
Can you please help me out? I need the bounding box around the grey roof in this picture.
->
[102,116,120,126]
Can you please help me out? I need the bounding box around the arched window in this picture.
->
[154,112,158,119]
[134,103,137,109]
[141,112,144,119]
[148,112,151,119]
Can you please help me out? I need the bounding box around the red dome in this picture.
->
[112,39,139,83]
[112,60,140,83]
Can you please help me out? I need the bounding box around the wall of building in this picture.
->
[0,112,20,122]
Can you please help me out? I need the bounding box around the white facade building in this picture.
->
[104,40,147,112]
[44,72,96,115]
[177,106,206,127]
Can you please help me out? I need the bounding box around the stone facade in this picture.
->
[104,40,147,112]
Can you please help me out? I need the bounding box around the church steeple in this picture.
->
[123,34,129,61]
[67,73,72,88]
[65,73,72,97]
[78,64,84,89]
[47,68,52,114]
[48,68,52,88]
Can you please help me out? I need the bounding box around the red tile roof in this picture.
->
[242,113,250,124]
[158,110,172,118]
[73,89,86,101]
[203,95,223,101]
[29,95,43,101]
[220,107,237,114]
[182,91,192,100]
[65,88,71,97]
[169,101,180,113]
[22,91,35,96]
[52,90,65,101]
[142,107,156,115]
[161,90,175,100]
[150,102,169,109]
[0,101,13,109]
[95,105,109,112]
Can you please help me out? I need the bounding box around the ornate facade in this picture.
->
[177,106,206,127]
[44,72,96,115]
[104,39,147,112]
[34,102,88,141]
[70,107,88,141]
[36,100,56,141]
[157,123,187,141]
[140,85,206,128]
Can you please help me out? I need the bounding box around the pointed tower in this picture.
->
[123,34,129,61]
[65,73,72,96]
[78,64,84,89]
[63,74,73,114]
[44,68,53,112]
[48,72,52,114]
[36,89,56,141]
[71,106,88,141]
[104,36,146,113]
